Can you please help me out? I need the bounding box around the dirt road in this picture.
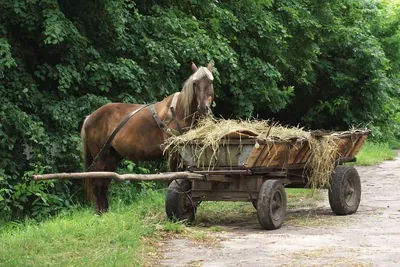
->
[159,151,400,267]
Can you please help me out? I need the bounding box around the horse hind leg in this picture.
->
[94,179,111,213]
[93,151,120,214]
[91,159,107,214]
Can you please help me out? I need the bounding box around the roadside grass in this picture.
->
[0,187,323,266]
[351,141,397,166]
[0,191,166,267]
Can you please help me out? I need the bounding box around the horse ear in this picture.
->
[191,62,198,73]
[207,62,213,72]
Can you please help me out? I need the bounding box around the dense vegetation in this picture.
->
[1,0,399,220]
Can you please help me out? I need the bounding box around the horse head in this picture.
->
[191,62,214,116]
[182,62,214,117]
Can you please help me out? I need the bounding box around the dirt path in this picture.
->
[159,151,400,267]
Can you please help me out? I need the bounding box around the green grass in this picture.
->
[351,141,397,166]
[0,187,323,266]
[161,220,185,233]
[0,191,166,267]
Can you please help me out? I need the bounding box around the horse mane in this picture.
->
[180,66,214,117]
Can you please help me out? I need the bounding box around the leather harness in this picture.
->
[149,92,182,136]
[86,93,182,172]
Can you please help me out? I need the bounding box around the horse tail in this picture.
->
[81,116,95,203]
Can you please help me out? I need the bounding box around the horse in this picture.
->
[80,62,214,213]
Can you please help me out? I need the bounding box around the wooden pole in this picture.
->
[32,171,205,182]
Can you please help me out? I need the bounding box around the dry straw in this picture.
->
[163,117,342,189]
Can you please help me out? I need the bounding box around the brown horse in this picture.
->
[81,62,214,212]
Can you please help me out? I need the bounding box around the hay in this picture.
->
[163,117,344,189]
[306,137,339,189]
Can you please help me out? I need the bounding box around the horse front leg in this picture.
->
[168,151,181,172]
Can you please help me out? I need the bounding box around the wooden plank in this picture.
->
[204,175,239,183]
[299,145,313,164]
[292,142,310,164]
[278,144,291,169]
[262,144,281,167]
[346,136,360,157]
[193,169,251,175]
[344,137,356,157]
[340,136,356,158]
[192,180,211,191]
[251,169,287,177]
[191,190,258,201]
[253,143,272,166]
[265,145,287,167]
[32,171,205,182]
[245,144,264,167]
[287,142,305,165]
[351,135,368,156]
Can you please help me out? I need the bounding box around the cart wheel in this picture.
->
[257,180,287,230]
[329,166,361,215]
[165,179,196,223]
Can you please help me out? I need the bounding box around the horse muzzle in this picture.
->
[197,105,212,116]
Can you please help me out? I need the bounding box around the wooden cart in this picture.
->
[33,130,370,230]
[165,130,370,230]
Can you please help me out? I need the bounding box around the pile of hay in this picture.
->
[163,117,341,189]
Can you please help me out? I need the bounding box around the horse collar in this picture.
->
[149,92,182,136]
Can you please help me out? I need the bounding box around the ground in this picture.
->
[158,151,400,267]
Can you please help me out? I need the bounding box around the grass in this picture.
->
[160,220,185,233]
[351,141,397,166]
[0,191,166,267]
[0,188,323,266]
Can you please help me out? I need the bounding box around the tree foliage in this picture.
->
[1,0,399,219]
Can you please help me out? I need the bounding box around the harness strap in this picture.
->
[150,92,182,136]
[150,104,164,130]
[86,104,151,172]
[164,93,182,133]
[167,92,182,133]
[170,92,180,111]
[169,106,182,133]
